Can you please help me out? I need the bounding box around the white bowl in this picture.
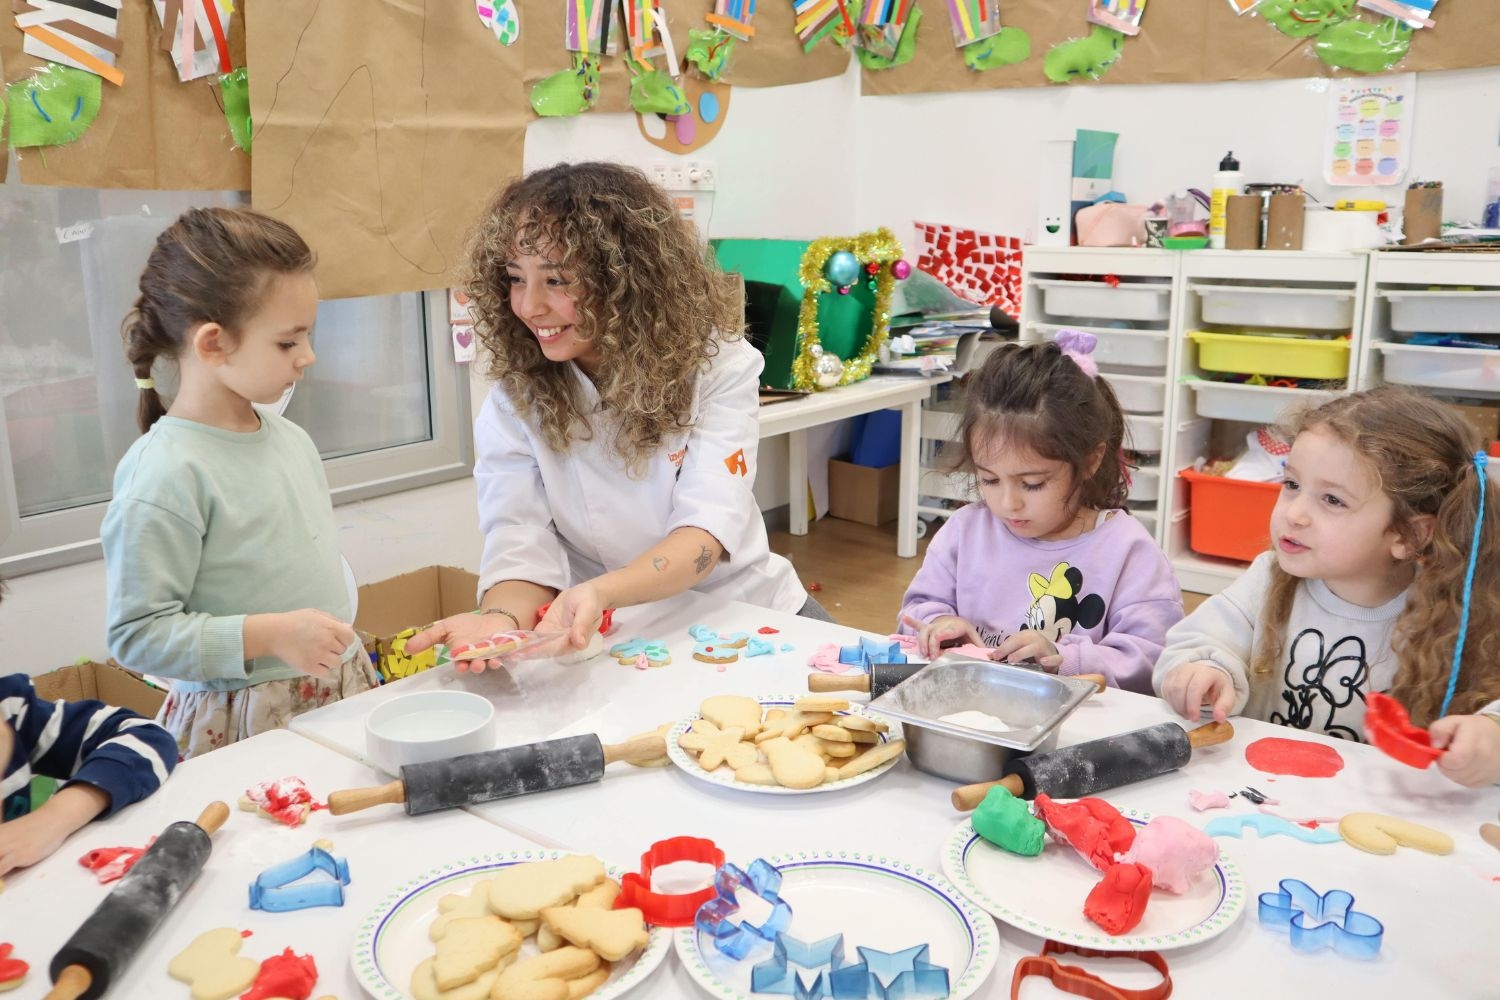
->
[365,690,495,775]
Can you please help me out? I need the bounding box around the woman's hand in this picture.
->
[901,613,982,659]
[1429,714,1500,788]
[540,581,607,649]
[1159,661,1235,723]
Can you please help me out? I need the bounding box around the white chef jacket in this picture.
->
[473,337,808,614]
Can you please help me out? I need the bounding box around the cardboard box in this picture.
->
[1448,402,1500,444]
[31,660,166,718]
[355,565,480,681]
[827,457,900,526]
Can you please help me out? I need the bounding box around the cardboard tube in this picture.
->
[1266,193,1305,250]
[1403,185,1443,245]
[1225,195,1262,250]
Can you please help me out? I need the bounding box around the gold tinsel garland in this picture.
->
[791,227,904,392]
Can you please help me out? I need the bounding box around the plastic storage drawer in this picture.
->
[1375,343,1500,394]
[1033,279,1171,322]
[1125,414,1164,453]
[1188,331,1351,380]
[1179,468,1278,562]
[1105,374,1167,414]
[1186,381,1336,424]
[1384,291,1500,335]
[1195,283,1355,331]
[1128,464,1161,503]
[1039,325,1171,370]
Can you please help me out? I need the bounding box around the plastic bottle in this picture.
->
[1208,151,1245,250]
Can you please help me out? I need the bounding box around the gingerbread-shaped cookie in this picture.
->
[679,720,758,771]
[488,856,607,920]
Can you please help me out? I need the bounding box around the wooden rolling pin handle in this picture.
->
[44,964,91,1000]
[808,673,870,693]
[1187,720,1234,749]
[195,800,231,835]
[328,780,407,815]
[1077,674,1107,694]
[950,773,1025,812]
[603,732,668,766]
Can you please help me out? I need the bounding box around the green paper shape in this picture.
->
[686,27,735,81]
[218,66,251,154]
[1256,0,1355,38]
[856,6,923,71]
[530,55,599,118]
[1314,16,1412,73]
[629,69,689,116]
[7,64,101,149]
[1044,26,1124,84]
[962,25,1031,71]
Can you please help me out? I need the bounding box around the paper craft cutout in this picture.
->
[1357,0,1435,27]
[792,0,853,52]
[629,68,689,115]
[961,25,1030,70]
[1314,15,1413,73]
[1088,0,1147,35]
[913,221,1022,316]
[218,66,251,153]
[15,0,124,85]
[709,0,757,40]
[531,53,600,117]
[566,0,619,55]
[694,858,793,959]
[621,0,679,70]
[685,26,736,79]
[1258,878,1384,957]
[5,64,101,148]
[942,0,1000,47]
[1257,0,1356,37]
[1044,25,1126,84]
[476,0,520,45]
[855,4,921,69]
[152,0,233,82]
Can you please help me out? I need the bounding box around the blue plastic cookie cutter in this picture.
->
[1258,878,1383,958]
[828,943,950,999]
[838,637,908,672]
[694,858,793,959]
[751,932,848,999]
[248,846,351,912]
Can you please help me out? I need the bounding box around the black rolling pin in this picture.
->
[808,663,926,699]
[328,731,666,815]
[951,721,1234,811]
[46,801,230,1000]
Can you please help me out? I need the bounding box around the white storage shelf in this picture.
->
[1373,343,1500,396]
[1105,373,1167,414]
[1383,290,1500,335]
[1032,279,1172,323]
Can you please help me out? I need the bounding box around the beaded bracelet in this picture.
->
[473,607,521,630]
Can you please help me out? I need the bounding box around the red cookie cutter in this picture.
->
[1010,941,1172,1000]
[1366,692,1444,769]
[616,836,725,927]
[535,604,616,635]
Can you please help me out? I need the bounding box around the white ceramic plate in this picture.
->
[674,850,999,1000]
[942,810,1247,952]
[351,850,671,1000]
[666,696,903,796]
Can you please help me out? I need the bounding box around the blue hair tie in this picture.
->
[1439,451,1488,718]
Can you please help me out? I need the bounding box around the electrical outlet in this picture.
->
[685,160,717,192]
[649,163,670,188]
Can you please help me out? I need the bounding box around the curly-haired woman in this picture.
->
[409,162,823,671]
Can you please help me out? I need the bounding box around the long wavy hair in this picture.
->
[466,162,743,473]
[1251,387,1500,724]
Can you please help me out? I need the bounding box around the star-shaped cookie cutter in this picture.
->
[248,846,351,912]
[827,943,949,999]
[694,858,793,959]
[1257,878,1384,958]
[837,637,909,672]
[617,835,725,927]
[750,932,848,999]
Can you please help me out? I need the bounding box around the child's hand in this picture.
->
[1160,661,1235,723]
[992,629,1060,668]
[901,614,981,659]
[406,613,523,674]
[270,609,356,678]
[1429,714,1500,788]
[0,784,109,878]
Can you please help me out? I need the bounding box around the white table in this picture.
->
[290,589,1500,999]
[759,374,951,558]
[3,730,556,1000]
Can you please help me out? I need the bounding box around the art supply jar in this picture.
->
[1266,192,1306,250]
[1403,183,1443,245]
[1225,195,1263,250]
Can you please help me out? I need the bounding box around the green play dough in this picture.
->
[1044,25,1124,84]
[856,6,922,71]
[530,56,599,118]
[7,65,101,149]
[218,67,251,153]
[1256,0,1356,38]
[1314,16,1412,72]
[685,27,735,81]
[629,70,689,116]
[972,786,1046,856]
[962,26,1031,71]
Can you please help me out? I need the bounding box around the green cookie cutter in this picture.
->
[963,25,1031,71]
[1314,15,1412,73]
[7,64,101,149]
[1044,25,1125,84]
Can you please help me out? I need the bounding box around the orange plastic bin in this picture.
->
[1179,468,1279,562]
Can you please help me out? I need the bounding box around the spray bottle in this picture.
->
[1208,151,1245,250]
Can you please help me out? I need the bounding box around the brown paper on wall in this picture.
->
[862,0,1498,96]
[248,0,525,300]
[521,0,846,116]
[0,2,247,189]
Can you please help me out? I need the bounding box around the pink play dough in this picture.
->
[1118,816,1220,894]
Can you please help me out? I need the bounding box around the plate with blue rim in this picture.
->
[673,849,999,1000]
[941,808,1248,952]
[351,849,671,1000]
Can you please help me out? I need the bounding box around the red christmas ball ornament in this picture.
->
[865,262,880,275]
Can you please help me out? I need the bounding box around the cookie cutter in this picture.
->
[1257,878,1384,958]
[1010,941,1172,1000]
[537,603,615,635]
[828,942,950,1000]
[750,932,847,998]
[837,637,909,671]
[694,858,792,959]
[248,846,351,912]
[1365,692,1444,769]
[617,836,725,927]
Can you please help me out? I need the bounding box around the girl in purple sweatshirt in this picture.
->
[899,332,1183,693]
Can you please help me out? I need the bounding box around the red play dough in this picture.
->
[240,948,318,1000]
[1035,795,1136,872]
[1244,737,1345,778]
[1084,862,1153,935]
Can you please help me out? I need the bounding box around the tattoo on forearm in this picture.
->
[652,556,669,573]
[694,546,712,574]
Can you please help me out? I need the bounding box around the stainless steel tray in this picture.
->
[867,654,1096,783]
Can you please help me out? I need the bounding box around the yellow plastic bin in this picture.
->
[1188,331,1351,380]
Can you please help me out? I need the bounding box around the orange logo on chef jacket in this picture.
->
[724,449,748,476]
[667,447,687,468]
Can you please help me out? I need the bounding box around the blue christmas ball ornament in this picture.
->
[824,250,861,288]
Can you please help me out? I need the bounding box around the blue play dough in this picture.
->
[699,92,720,124]
[1203,813,1343,845]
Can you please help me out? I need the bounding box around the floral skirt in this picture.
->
[157,653,381,760]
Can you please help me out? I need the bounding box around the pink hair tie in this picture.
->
[1054,329,1099,377]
